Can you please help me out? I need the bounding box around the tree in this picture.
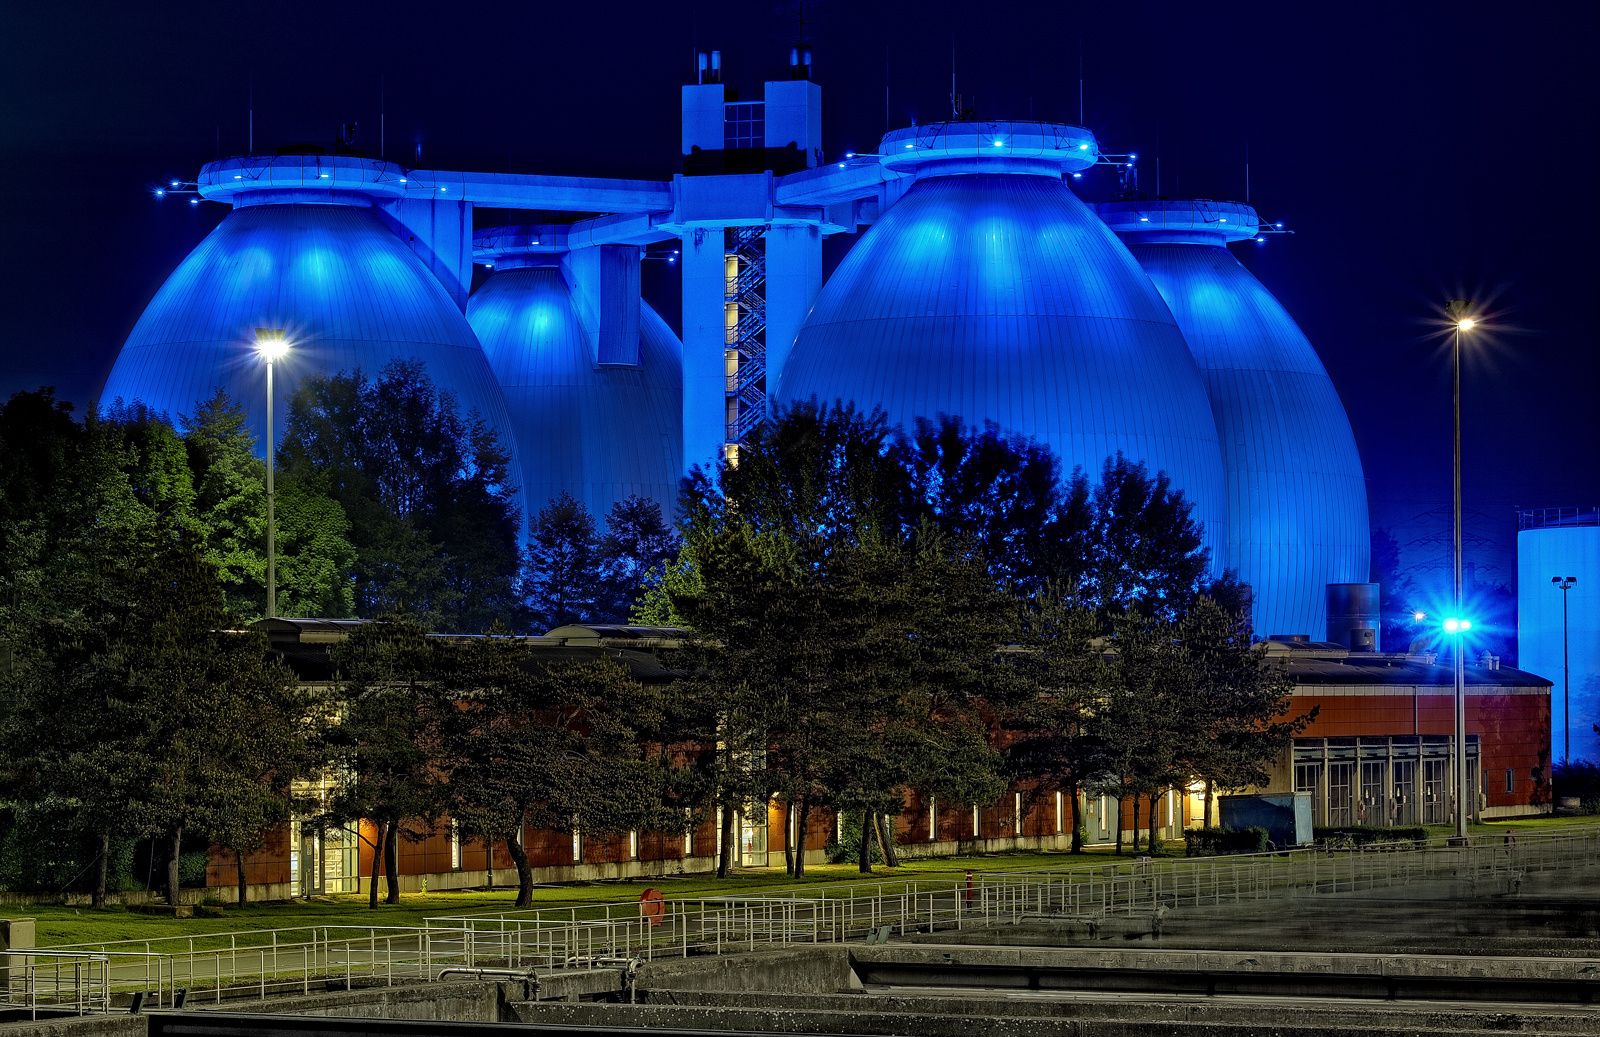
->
[1178,597,1315,827]
[1080,454,1211,625]
[181,390,355,620]
[1003,596,1111,852]
[281,360,522,632]
[595,496,681,624]
[439,640,675,906]
[522,492,601,631]
[321,617,448,907]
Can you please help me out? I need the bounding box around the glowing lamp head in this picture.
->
[254,328,289,361]
[1443,617,1471,634]
[1413,611,1427,623]
[1456,318,1476,330]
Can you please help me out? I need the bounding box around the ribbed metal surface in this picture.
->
[1125,241,1369,638]
[778,173,1228,562]
[467,265,682,525]
[101,203,524,517]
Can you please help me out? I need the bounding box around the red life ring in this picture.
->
[640,887,666,927]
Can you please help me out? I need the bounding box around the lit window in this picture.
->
[1055,791,1064,835]
[972,805,980,837]
[1014,792,1023,835]
[573,826,581,864]
[928,795,936,841]
[450,821,460,870]
[629,830,639,860]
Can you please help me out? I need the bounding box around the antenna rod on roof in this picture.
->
[1078,41,1083,124]
[1245,138,1251,204]
[248,73,254,154]
[380,75,385,159]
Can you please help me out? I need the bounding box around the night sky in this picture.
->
[4,0,1596,613]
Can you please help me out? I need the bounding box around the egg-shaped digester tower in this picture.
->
[778,122,1228,560]
[103,157,524,517]
[467,242,683,525]
[1096,200,1369,638]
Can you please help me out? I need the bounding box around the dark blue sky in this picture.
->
[3,0,1596,599]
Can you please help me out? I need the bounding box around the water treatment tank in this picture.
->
[778,122,1228,563]
[102,159,523,518]
[1097,200,1369,638]
[1518,508,1600,763]
[467,239,683,525]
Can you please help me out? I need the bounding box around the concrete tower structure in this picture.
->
[1518,508,1600,763]
[1098,200,1370,639]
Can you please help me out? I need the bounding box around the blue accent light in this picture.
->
[993,140,1004,147]
[188,198,199,205]
[1443,617,1472,633]
[101,203,526,520]
[779,173,1228,565]
[467,264,683,524]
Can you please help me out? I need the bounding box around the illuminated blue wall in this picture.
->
[101,202,525,518]
[778,172,1229,563]
[1519,520,1600,762]
[1118,231,1369,638]
[467,263,682,525]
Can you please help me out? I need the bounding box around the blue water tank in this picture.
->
[1517,509,1600,763]
[778,123,1228,563]
[1097,200,1369,638]
[467,260,682,525]
[101,201,524,518]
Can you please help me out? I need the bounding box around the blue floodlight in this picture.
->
[155,189,165,197]
[189,198,199,205]
[1079,144,1089,150]
[1130,153,1137,159]
[1255,237,1265,243]
[1071,172,1082,178]
[904,143,914,149]
[170,180,180,187]
[1443,617,1472,634]
[845,151,855,158]
[993,140,1004,147]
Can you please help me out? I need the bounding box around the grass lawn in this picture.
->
[25,814,1596,949]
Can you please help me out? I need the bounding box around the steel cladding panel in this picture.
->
[778,173,1228,561]
[467,265,682,526]
[102,203,524,517]
[1518,526,1600,761]
[1128,242,1369,639]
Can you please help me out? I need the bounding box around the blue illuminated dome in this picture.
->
[102,201,525,517]
[1098,200,1369,638]
[778,122,1228,561]
[466,257,682,524]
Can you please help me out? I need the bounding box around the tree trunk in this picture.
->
[1204,779,1215,829]
[235,846,248,906]
[793,797,810,878]
[1068,785,1084,854]
[1114,794,1124,856]
[1147,791,1161,855]
[166,827,182,906]
[368,821,387,909]
[717,805,735,878]
[857,809,873,874]
[875,812,899,868]
[1130,798,1141,853]
[506,834,534,909]
[93,830,109,909]
[782,800,795,876]
[383,823,400,904]
[485,835,495,892]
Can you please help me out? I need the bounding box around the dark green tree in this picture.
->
[522,491,601,630]
[280,360,522,632]
[595,495,681,623]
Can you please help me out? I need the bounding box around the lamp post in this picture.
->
[254,329,289,619]
[1553,576,1578,763]
[1445,300,1476,840]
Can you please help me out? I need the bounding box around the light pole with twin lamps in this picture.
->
[1553,576,1578,763]
[254,329,288,619]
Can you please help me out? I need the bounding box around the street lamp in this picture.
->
[1444,300,1477,840]
[1553,576,1579,763]
[254,328,289,619]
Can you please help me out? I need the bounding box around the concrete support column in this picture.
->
[763,223,823,408]
[380,197,475,311]
[681,226,729,476]
[0,917,34,989]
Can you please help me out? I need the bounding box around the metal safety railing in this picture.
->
[1,951,113,1018]
[40,825,1600,1013]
